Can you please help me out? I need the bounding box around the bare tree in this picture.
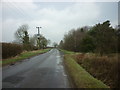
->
[15,24,29,43]
[15,24,30,50]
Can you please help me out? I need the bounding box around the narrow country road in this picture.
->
[2,49,71,88]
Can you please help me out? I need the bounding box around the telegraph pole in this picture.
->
[36,27,42,36]
[36,27,42,49]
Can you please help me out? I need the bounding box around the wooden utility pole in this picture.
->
[36,27,42,35]
[36,27,42,49]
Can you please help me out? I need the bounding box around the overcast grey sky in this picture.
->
[1,0,118,44]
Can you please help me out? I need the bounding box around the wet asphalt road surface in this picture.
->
[2,49,71,88]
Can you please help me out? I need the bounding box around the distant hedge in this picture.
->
[2,43,23,59]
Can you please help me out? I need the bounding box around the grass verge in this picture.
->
[1,48,51,66]
[64,55,109,88]
[59,49,74,54]
[61,49,109,88]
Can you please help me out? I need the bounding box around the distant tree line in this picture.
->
[59,20,120,55]
[14,24,50,51]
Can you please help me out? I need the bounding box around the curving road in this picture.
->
[2,49,71,88]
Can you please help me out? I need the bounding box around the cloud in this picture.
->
[2,0,34,2]
[2,0,119,2]
[29,2,100,43]
[1,1,117,44]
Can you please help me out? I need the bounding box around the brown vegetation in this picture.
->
[2,43,23,59]
[72,53,119,88]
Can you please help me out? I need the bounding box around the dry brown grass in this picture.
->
[72,53,119,88]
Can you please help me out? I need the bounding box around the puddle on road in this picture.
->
[56,55,61,57]
[56,56,62,65]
